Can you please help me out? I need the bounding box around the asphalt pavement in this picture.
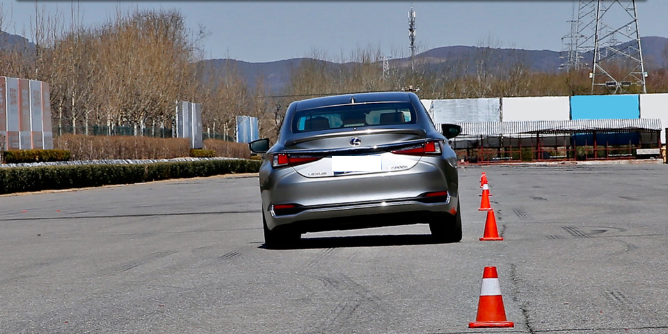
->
[0,164,667,333]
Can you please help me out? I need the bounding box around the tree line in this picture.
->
[0,5,263,140]
[1,6,667,143]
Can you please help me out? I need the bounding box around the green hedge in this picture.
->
[3,149,71,163]
[189,149,216,158]
[0,159,261,195]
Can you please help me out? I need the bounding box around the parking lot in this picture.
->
[1,163,667,333]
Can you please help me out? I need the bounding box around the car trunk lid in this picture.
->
[278,128,435,178]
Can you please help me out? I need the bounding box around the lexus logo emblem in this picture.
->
[349,137,362,146]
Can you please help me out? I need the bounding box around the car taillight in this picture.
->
[418,191,450,204]
[424,191,448,197]
[272,153,323,168]
[392,140,442,156]
[271,203,302,216]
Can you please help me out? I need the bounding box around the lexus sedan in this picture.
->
[249,92,461,248]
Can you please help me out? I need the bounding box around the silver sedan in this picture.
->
[249,92,461,248]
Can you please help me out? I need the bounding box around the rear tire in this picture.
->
[263,213,300,249]
[430,201,462,243]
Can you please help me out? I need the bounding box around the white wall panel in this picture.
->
[432,98,501,125]
[41,82,53,149]
[639,93,668,144]
[6,77,20,150]
[0,77,6,150]
[29,80,43,149]
[419,99,433,122]
[18,79,32,149]
[419,99,432,110]
[191,103,203,149]
[236,116,258,143]
[176,101,190,138]
[502,96,570,121]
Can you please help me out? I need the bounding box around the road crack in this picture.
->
[510,263,536,334]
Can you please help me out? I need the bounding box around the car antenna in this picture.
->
[350,96,356,104]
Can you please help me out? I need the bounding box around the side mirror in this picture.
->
[441,124,462,139]
[249,138,270,153]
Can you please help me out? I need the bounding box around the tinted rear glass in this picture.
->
[292,102,416,133]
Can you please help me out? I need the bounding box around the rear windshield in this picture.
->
[292,102,417,133]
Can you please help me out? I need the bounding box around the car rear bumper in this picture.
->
[265,196,458,233]
[261,159,458,232]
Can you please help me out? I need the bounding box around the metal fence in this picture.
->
[455,142,661,164]
[55,125,174,138]
[455,146,645,164]
[54,125,235,142]
[203,133,234,141]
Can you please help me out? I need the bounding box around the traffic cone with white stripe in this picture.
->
[480,209,503,241]
[469,266,514,328]
[479,182,492,197]
[480,172,488,188]
[478,186,492,211]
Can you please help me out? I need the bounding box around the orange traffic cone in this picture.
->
[479,182,492,197]
[478,187,492,211]
[480,172,488,188]
[480,209,503,241]
[469,266,514,328]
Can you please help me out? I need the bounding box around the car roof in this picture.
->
[292,92,414,112]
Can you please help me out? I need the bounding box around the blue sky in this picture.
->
[4,1,667,63]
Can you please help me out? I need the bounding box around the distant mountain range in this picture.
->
[202,36,668,94]
[0,31,35,53]
[2,30,666,94]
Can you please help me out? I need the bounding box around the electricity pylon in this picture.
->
[589,0,647,94]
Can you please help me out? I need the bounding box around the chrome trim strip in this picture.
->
[270,193,450,218]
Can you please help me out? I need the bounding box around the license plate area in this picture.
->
[332,155,382,175]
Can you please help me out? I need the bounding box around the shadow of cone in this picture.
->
[480,209,503,241]
[478,187,492,211]
[469,266,514,328]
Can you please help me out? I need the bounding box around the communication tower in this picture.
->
[382,56,391,79]
[587,0,647,94]
[408,6,416,71]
